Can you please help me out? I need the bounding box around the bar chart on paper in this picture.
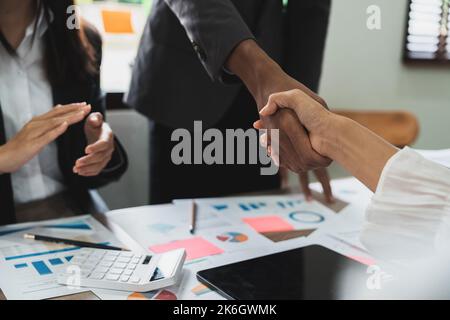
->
[0,241,86,300]
[0,216,121,300]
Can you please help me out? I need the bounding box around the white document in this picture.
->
[310,177,373,208]
[0,216,123,300]
[105,204,195,247]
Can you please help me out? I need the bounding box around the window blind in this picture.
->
[404,0,450,62]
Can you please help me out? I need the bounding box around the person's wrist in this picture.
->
[314,112,345,159]
[226,39,282,107]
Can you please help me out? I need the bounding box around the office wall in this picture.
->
[320,0,450,149]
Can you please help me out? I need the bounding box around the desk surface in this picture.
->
[0,188,349,300]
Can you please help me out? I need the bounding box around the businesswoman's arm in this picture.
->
[0,0,127,223]
[255,89,450,258]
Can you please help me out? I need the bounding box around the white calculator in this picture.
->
[57,248,186,292]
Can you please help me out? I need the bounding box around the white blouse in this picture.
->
[0,9,65,204]
[361,147,450,259]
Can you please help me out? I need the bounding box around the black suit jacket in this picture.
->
[0,26,128,226]
[126,0,331,129]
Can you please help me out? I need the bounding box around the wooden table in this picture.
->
[0,189,348,300]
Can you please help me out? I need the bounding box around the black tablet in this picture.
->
[197,245,369,300]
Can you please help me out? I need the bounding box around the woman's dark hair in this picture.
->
[43,0,99,86]
[0,0,99,86]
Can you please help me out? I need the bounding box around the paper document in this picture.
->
[0,216,123,300]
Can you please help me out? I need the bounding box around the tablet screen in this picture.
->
[197,245,370,300]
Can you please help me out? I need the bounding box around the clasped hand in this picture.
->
[254,88,333,179]
[255,84,334,202]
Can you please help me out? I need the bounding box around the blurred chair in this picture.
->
[98,110,150,210]
[333,110,420,147]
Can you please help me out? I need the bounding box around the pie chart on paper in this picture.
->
[216,232,249,243]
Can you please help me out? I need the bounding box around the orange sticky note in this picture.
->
[243,216,294,233]
[101,9,134,34]
[150,237,224,261]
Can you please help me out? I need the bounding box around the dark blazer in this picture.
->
[0,25,128,226]
[126,0,331,129]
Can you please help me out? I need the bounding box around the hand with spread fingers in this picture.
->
[73,112,115,177]
[0,103,91,174]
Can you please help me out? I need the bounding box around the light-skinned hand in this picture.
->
[73,112,115,177]
[0,103,91,174]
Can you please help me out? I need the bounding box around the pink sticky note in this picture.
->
[348,255,376,266]
[150,236,224,261]
[243,216,294,233]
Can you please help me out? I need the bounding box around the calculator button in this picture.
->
[117,257,131,263]
[123,270,133,276]
[127,263,137,270]
[120,275,130,282]
[131,257,141,264]
[113,262,127,269]
[130,276,140,283]
[99,261,113,267]
[94,266,109,273]
[89,272,105,280]
[120,252,134,258]
[106,274,120,281]
[81,261,97,269]
[81,264,95,271]
[103,255,117,262]
[106,251,120,257]
[85,257,100,264]
[109,268,124,275]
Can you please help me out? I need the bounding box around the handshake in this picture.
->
[255,87,335,203]
[254,89,333,173]
[227,40,334,202]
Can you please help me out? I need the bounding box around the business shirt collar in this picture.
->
[23,4,54,41]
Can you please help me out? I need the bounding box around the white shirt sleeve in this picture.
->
[361,147,450,260]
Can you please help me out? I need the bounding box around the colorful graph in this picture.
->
[13,256,72,276]
[0,220,92,237]
[128,290,177,300]
[191,283,212,296]
[4,242,110,261]
[238,202,267,211]
[212,204,228,211]
[288,211,325,224]
[4,246,81,261]
[276,200,302,209]
[216,232,248,243]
